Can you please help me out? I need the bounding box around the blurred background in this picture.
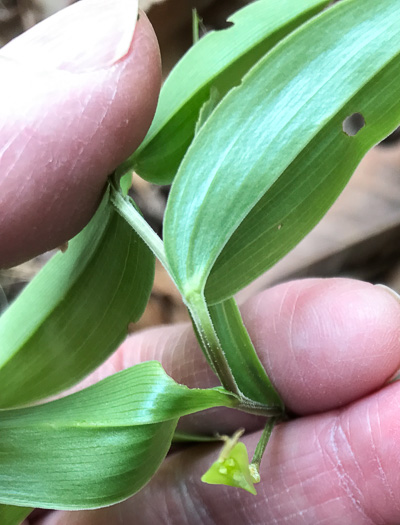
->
[1,0,400,329]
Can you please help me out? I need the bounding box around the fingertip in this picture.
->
[117,11,162,153]
[243,278,400,414]
[0,7,161,268]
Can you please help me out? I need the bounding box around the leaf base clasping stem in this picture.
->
[187,293,282,416]
[111,182,282,416]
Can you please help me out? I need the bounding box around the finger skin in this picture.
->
[245,278,400,414]
[0,12,161,268]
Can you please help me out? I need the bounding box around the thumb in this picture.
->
[0,0,161,268]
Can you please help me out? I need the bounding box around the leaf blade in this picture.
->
[0,505,32,525]
[126,0,330,184]
[0,362,238,509]
[164,0,400,302]
[209,298,282,408]
[0,187,154,407]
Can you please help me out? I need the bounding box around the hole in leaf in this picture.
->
[342,113,365,137]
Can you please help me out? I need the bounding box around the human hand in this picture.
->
[2,2,400,525]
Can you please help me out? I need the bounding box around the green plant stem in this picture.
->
[187,292,241,396]
[192,8,200,45]
[111,187,171,275]
[111,186,240,398]
[186,301,275,415]
[250,417,277,481]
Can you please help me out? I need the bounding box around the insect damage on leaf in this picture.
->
[201,429,258,495]
[342,112,366,137]
[58,241,69,253]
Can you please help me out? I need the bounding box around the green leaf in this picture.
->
[0,505,32,525]
[119,170,133,196]
[194,86,221,135]
[164,0,400,304]
[125,0,330,184]
[172,430,219,443]
[0,361,238,509]
[208,298,282,409]
[0,186,154,408]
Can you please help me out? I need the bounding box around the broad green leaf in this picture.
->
[0,505,32,525]
[0,361,238,509]
[164,0,400,304]
[208,298,282,409]
[0,186,154,408]
[125,0,330,184]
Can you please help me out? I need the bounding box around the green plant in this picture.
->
[1,0,400,521]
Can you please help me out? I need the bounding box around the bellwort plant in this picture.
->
[1,0,400,522]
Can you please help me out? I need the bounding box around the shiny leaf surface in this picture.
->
[0,362,238,509]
